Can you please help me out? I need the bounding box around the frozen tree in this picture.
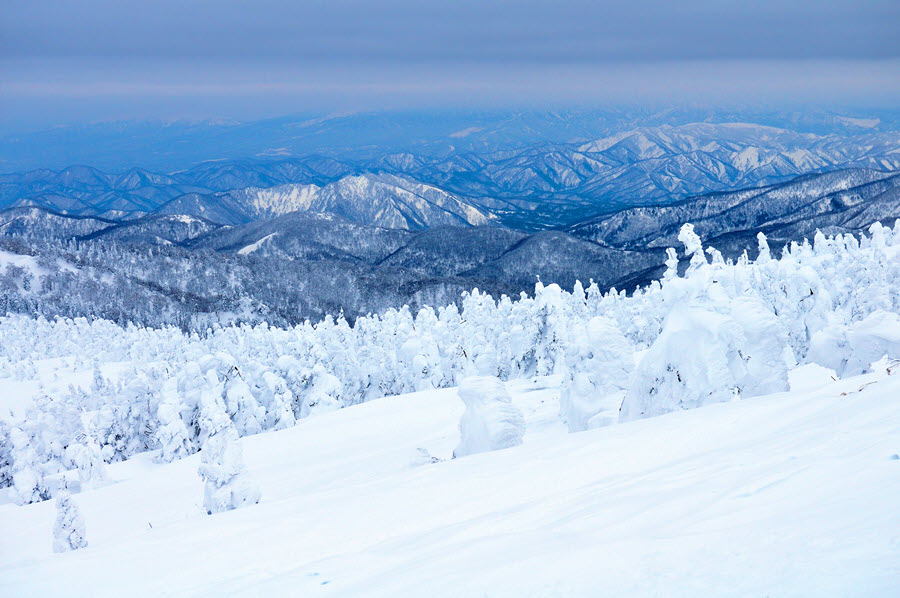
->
[197,388,261,515]
[398,335,445,391]
[679,223,707,275]
[225,378,265,437]
[155,382,193,463]
[303,364,342,416]
[811,310,900,377]
[258,371,296,430]
[2,219,899,463]
[531,283,570,376]
[53,492,87,553]
[619,227,790,422]
[559,316,634,432]
[8,426,50,505]
[65,439,108,490]
[620,288,788,422]
[197,371,230,446]
[0,420,13,489]
[453,377,525,458]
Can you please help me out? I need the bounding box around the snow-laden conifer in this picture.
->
[53,492,87,553]
[197,375,261,515]
[559,316,634,431]
[453,377,525,458]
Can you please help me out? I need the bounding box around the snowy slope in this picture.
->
[1,365,899,597]
[156,174,496,229]
[570,168,900,252]
[281,173,495,230]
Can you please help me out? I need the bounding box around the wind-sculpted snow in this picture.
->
[1,221,899,502]
[453,377,525,458]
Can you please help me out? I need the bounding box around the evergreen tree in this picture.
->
[53,492,88,553]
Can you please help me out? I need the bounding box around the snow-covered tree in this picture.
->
[619,225,790,422]
[0,420,13,489]
[8,426,51,505]
[810,310,900,377]
[197,388,261,515]
[453,377,525,458]
[65,439,108,490]
[2,219,899,468]
[155,381,193,463]
[257,371,296,431]
[225,378,265,437]
[53,492,87,553]
[559,316,634,432]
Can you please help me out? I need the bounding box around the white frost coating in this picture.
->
[678,223,707,274]
[620,290,789,422]
[197,371,262,514]
[8,425,50,505]
[453,377,524,458]
[1,220,899,499]
[812,310,900,377]
[53,493,87,553]
[757,232,772,263]
[225,379,265,437]
[65,439,108,490]
[846,311,900,375]
[303,363,342,417]
[198,423,261,516]
[559,316,634,432]
[155,381,193,464]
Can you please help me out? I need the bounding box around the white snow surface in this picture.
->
[1,365,899,597]
[237,232,278,255]
[2,222,900,595]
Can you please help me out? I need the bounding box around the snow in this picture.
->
[733,146,761,171]
[449,127,483,138]
[0,250,48,292]
[2,221,900,594]
[248,183,320,217]
[172,215,201,225]
[836,116,881,129]
[0,249,81,294]
[1,365,898,596]
[237,232,278,255]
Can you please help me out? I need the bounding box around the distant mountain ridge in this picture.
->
[3,107,899,172]
[2,122,900,230]
[569,168,900,257]
[154,173,495,229]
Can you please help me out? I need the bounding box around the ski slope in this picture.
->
[2,364,899,597]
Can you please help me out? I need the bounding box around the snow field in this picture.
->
[1,221,900,594]
[1,364,898,596]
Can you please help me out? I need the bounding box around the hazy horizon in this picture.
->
[2,0,899,132]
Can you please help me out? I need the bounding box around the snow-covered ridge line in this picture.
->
[1,221,899,504]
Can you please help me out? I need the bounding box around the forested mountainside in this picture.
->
[1,168,897,328]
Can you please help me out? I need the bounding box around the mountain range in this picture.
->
[3,107,900,173]
[3,122,899,230]
[571,168,900,256]
[2,165,897,328]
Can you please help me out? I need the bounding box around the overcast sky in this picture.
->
[2,0,899,130]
